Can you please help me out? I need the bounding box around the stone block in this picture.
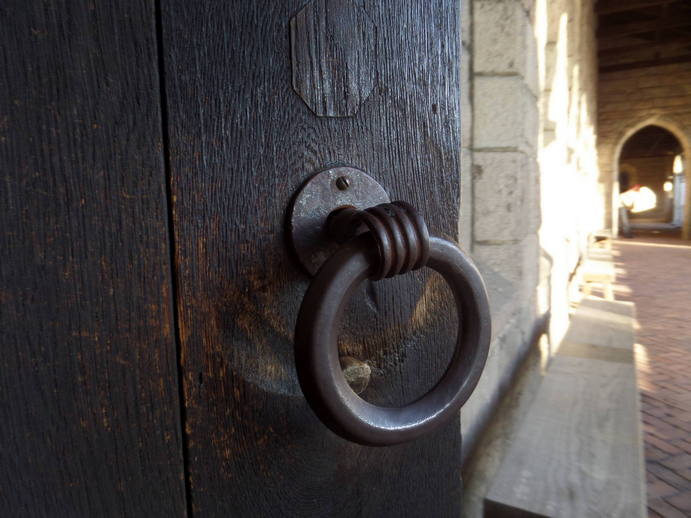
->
[461,308,534,445]
[472,151,534,242]
[473,76,538,152]
[521,232,540,302]
[472,241,523,333]
[520,0,536,19]
[526,159,542,233]
[474,0,539,95]
[461,0,471,47]
[461,321,548,516]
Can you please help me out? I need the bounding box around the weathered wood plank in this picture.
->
[0,1,187,515]
[485,299,645,518]
[582,257,616,300]
[562,298,635,352]
[582,259,616,283]
[160,0,464,515]
[290,0,377,117]
[587,250,613,261]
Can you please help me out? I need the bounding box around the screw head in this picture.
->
[336,176,350,191]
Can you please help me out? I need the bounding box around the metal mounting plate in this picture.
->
[288,167,390,276]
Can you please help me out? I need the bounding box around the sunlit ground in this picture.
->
[612,229,691,517]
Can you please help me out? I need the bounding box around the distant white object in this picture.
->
[673,154,684,174]
[673,174,686,226]
[620,185,657,214]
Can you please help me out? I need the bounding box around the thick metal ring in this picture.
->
[294,233,491,446]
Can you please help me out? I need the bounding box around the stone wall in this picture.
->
[459,0,603,514]
[598,62,691,237]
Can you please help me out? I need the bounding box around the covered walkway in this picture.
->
[614,231,691,517]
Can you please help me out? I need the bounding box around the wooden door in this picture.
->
[0,1,187,515]
[2,1,465,516]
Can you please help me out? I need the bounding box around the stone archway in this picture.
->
[611,116,691,239]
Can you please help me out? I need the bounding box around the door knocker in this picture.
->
[289,167,491,446]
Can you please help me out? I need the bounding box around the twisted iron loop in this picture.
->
[344,201,430,280]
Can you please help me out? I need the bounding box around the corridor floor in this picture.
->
[613,231,691,517]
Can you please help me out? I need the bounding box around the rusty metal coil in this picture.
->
[328,201,430,280]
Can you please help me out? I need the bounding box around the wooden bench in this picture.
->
[484,297,646,517]
[590,229,613,251]
[581,256,616,300]
[581,236,616,300]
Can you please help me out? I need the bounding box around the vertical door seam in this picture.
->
[153,1,195,516]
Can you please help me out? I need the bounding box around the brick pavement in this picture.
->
[613,230,691,517]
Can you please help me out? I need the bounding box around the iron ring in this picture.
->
[294,233,491,446]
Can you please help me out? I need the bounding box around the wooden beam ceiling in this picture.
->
[599,40,691,58]
[599,41,691,69]
[601,53,691,73]
[597,0,691,71]
[599,34,655,51]
[598,18,691,40]
[596,0,675,16]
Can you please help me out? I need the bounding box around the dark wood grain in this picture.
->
[0,1,187,515]
[290,0,377,117]
[161,0,463,515]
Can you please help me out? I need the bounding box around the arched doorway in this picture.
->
[618,125,686,231]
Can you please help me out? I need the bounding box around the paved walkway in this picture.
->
[613,231,691,518]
